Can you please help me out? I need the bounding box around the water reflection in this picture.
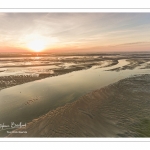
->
[0,59,150,128]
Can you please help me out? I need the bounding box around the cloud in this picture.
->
[114,41,150,46]
[0,13,150,52]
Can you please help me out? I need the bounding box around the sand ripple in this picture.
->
[7,74,150,137]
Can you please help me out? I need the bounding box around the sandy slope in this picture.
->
[8,74,150,137]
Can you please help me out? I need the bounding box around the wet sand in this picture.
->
[106,59,150,71]
[1,53,150,91]
[1,52,150,91]
[8,74,150,137]
[0,57,118,91]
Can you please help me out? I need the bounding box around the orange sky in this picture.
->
[0,13,150,53]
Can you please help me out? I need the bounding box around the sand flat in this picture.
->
[8,74,150,137]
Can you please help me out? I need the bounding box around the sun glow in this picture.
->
[27,39,46,52]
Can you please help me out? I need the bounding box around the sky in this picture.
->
[0,13,150,53]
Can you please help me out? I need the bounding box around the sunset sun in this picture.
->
[27,39,46,52]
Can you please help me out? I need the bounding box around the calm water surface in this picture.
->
[0,59,150,126]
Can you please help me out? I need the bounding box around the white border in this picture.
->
[0,8,150,12]
[0,137,150,142]
[0,0,150,8]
